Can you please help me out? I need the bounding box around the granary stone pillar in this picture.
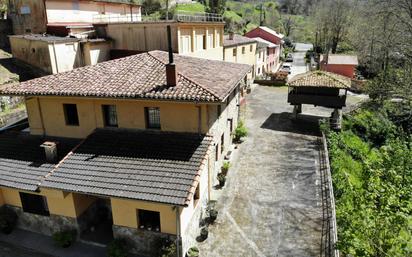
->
[330,109,342,130]
[292,104,302,118]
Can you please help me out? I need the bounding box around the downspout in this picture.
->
[175,206,182,257]
[36,97,46,136]
[52,42,59,74]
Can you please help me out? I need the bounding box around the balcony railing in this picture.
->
[173,11,224,22]
[93,13,142,24]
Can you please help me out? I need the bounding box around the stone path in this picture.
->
[197,86,362,257]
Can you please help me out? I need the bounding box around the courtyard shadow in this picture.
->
[260,112,323,136]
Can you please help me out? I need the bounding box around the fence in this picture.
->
[319,133,340,257]
[93,13,142,23]
[173,11,224,22]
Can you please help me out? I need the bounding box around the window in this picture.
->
[250,45,253,52]
[232,48,237,57]
[193,185,200,206]
[102,105,118,127]
[20,193,49,216]
[215,143,219,161]
[221,133,224,154]
[145,107,161,129]
[217,105,222,117]
[267,49,269,55]
[63,104,79,126]
[259,51,261,59]
[229,118,233,132]
[242,46,245,54]
[138,209,161,232]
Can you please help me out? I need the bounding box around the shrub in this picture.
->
[160,241,176,257]
[217,173,226,187]
[52,229,77,248]
[233,121,248,142]
[187,246,200,257]
[221,162,230,174]
[0,206,17,234]
[107,238,128,257]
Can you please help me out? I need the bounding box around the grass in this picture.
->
[175,3,205,13]
[223,10,243,23]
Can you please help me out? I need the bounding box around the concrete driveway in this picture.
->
[197,86,360,257]
[290,43,313,78]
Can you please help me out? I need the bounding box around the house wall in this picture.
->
[105,22,224,61]
[266,47,279,72]
[46,0,141,24]
[9,37,53,74]
[321,63,355,78]
[0,190,4,206]
[223,43,257,80]
[26,97,210,138]
[7,0,47,34]
[9,36,83,75]
[82,40,111,66]
[255,47,266,76]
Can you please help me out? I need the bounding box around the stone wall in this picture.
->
[181,193,208,255]
[113,225,176,256]
[9,206,79,236]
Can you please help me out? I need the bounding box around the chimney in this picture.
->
[229,32,234,40]
[166,25,177,87]
[40,141,58,163]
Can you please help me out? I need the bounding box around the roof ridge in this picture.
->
[147,51,222,101]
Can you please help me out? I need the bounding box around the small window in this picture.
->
[102,105,118,127]
[193,185,200,206]
[242,46,245,54]
[250,45,253,52]
[229,118,233,132]
[138,209,161,232]
[259,51,261,58]
[215,143,219,161]
[267,49,269,55]
[233,48,237,57]
[145,107,161,129]
[217,105,222,117]
[63,104,79,126]
[221,133,224,154]
[20,193,50,216]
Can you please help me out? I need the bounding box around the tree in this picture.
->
[207,0,226,15]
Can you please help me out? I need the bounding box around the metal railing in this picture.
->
[319,133,340,257]
[173,11,224,22]
[93,13,142,23]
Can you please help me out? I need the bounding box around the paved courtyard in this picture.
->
[198,86,362,257]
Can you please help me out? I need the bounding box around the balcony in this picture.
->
[173,11,224,22]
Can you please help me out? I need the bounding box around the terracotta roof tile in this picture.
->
[42,129,212,206]
[223,34,257,47]
[288,71,351,89]
[0,51,251,103]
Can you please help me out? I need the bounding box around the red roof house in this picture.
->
[320,54,359,79]
[245,26,284,46]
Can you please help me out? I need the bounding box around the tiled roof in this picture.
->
[9,34,80,43]
[320,54,359,65]
[259,26,284,39]
[223,34,257,47]
[251,37,278,48]
[0,132,80,191]
[288,71,351,89]
[42,129,212,206]
[0,51,250,103]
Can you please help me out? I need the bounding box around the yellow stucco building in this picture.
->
[0,50,250,256]
[223,33,258,82]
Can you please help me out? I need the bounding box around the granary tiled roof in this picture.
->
[288,71,351,89]
[0,132,80,191]
[42,129,212,206]
[0,51,251,103]
[223,34,257,47]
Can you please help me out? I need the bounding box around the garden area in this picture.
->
[323,99,412,256]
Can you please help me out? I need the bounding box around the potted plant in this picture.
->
[233,121,248,143]
[200,226,208,240]
[0,206,17,235]
[52,229,77,248]
[209,209,218,223]
[187,246,200,257]
[221,162,230,175]
[217,173,226,187]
